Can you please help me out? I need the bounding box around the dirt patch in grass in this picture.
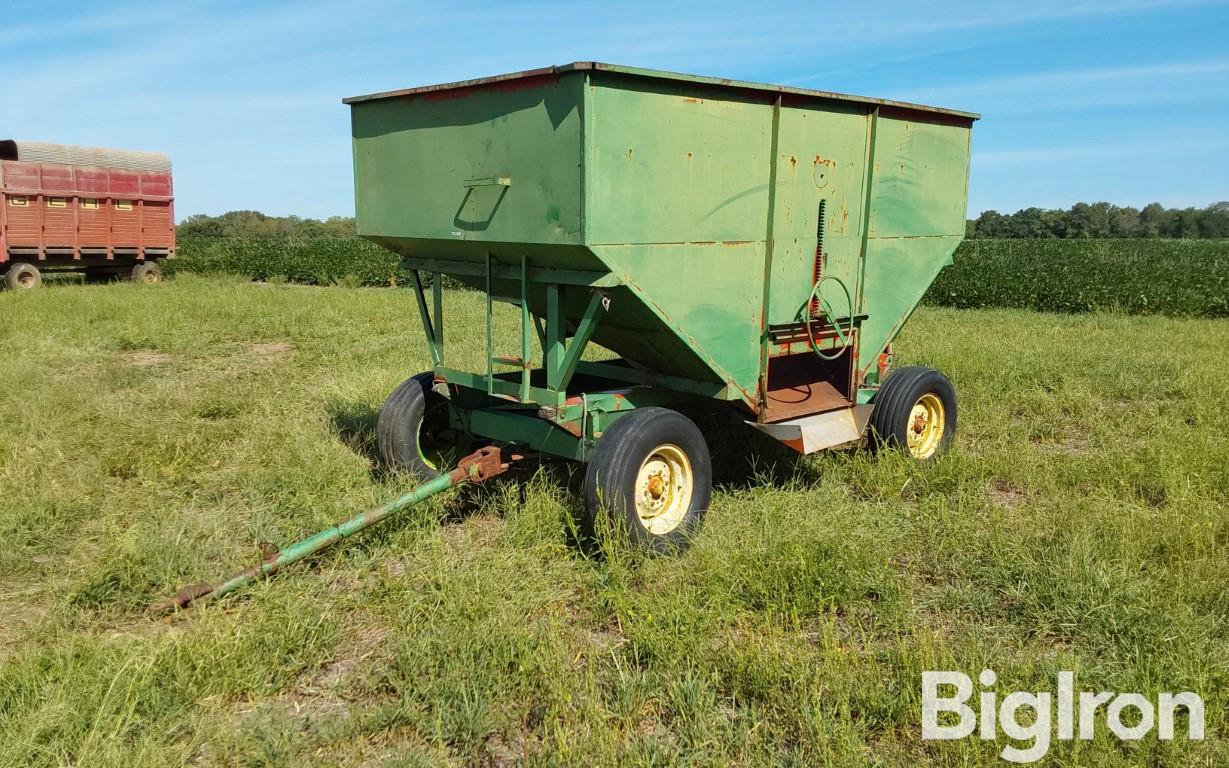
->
[0,582,50,660]
[988,481,1027,509]
[484,729,540,767]
[248,341,293,357]
[308,622,394,692]
[1030,433,1089,455]
[123,350,171,367]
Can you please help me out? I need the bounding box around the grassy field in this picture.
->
[1,275,1226,767]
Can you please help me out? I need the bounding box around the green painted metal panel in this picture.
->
[350,73,597,272]
[590,242,764,401]
[765,103,871,327]
[584,78,772,244]
[855,113,973,372]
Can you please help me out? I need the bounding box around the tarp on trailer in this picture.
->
[0,140,171,172]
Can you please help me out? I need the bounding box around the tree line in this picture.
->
[177,210,356,238]
[177,203,1229,240]
[967,202,1229,239]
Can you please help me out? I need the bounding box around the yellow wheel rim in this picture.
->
[906,393,946,459]
[634,444,693,534]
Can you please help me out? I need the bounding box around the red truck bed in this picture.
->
[0,140,174,285]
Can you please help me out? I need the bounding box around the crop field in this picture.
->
[2,276,1227,766]
[169,237,1229,317]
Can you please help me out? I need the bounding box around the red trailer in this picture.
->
[0,140,175,289]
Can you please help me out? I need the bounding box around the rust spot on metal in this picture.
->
[149,582,213,614]
[259,541,279,564]
[782,437,806,454]
[449,445,511,485]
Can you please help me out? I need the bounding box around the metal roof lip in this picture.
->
[0,140,172,171]
[341,61,980,121]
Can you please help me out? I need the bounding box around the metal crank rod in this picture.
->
[151,445,515,614]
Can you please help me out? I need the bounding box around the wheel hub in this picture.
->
[906,393,945,459]
[417,400,468,471]
[634,444,693,534]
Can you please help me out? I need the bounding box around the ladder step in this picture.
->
[491,355,528,368]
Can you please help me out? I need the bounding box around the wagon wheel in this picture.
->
[584,407,712,553]
[3,262,42,290]
[131,262,163,284]
[868,366,958,460]
[377,372,474,478]
[804,275,853,361]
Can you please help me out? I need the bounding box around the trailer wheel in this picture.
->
[868,366,957,460]
[377,372,471,478]
[585,407,712,553]
[132,262,163,284]
[4,262,41,290]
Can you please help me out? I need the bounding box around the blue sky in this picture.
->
[4,1,1227,219]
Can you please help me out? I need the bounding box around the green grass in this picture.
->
[1,275,1226,766]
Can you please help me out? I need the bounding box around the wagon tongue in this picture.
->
[150,445,518,615]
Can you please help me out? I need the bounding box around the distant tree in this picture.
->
[1008,207,1056,238]
[1110,206,1140,238]
[1174,209,1202,239]
[971,210,1009,238]
[177,213,225,237]
[323,216,357,237]
[1066,202,1116,239]
[1137,203,1168,237]
[1200,203,1229,238]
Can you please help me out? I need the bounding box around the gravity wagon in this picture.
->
[351,63,977,551]
[155,63,979,612]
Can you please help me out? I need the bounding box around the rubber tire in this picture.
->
[377,372,469,478]
[131,261,162,284]
[584,407,712,554]
[868,365,957,460]
[4,262,41,290]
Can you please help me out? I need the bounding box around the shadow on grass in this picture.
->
[688,405,824,491]
[324,398,832,556]
[327,399,381,470]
